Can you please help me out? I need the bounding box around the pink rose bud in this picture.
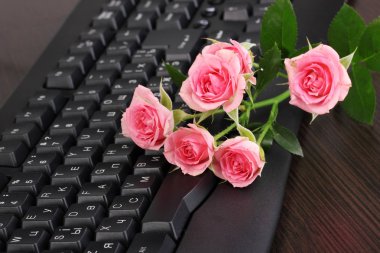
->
[179,40,251,113]
[285,44,351,115]
[164,124,214,176]
[212,137,265,188]
[121,85,174,150]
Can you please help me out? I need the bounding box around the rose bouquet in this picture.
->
[121,0,378,188]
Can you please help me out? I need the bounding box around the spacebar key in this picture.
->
[142,29,205,62]
[141,170,217,240]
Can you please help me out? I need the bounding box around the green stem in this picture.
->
[214,122,237,141]
[252,90,290,110]
[257,103,279,145]
[277,72,288,79]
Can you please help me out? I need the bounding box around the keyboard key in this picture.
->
[28,90,67,114]
[8,172,48,196]
[7,228,50,253]
[36,134,75,155]
[37,185,77,211]
[77,182,118,207]
[109,195,149,221]
[246,17,262,33]
[143,29,204,62]
[89,110,122,130]
[253,4,269,18]
[156,60,189,77]
[0,214,19,241]
[73,84,109,103]
[137,0,165,15]
[111,78,143,95]
[61,100,98,121]
[103,143,141,166]
[64,203,106,230]
[156,12,189,30]
[95,217,136,246]
[70,40,104,60]
[97,54,128,72]
[121,63,155,82]
[0,140,29,167]
[115,28,146,44]
[1,123,42,148]
[146,76,175,97]
[50,117,87,138]
[100,94,131,111]
[192,19,210,29]
[23,152,61,175]
[58,54,94,75]
[132,48,164,66]
[107,41,138,59]
[93,10,125,30]
[22,206,64,233]
[239,33,261,56]
[46,68,84,89]
[0,192,34,218]
[15,106,55,131]
[223,3,252,21]
[126,232,175,253]
[81,27,115,46]
[166,1,196,20]
[77,128,114,148]
[128,11,158,31]
[208,29,238,42]
[85,69,119,87]
[114,132,134,145]
[64,145,103,168]
[201,6,217,17]
[177,0,201,7]
[142,170,217,240]
[51,165,91,188]
[134,155,169,178]
[121,174,160,200]
[91,162,131,185]
[49,227,92,253]
[84,241,125,253]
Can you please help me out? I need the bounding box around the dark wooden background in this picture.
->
[0,0,379,252]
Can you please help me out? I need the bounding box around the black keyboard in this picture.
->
[0,0,344,252]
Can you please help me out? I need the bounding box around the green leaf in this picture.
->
[328,4,366,57]
[255,44,282,97]
[237,125,256,142]
[226,108,239,124]
[260,0,297,55]
[160,81,172,110]
[173,109,192,125]
[272,123,303,156]
[340,49,357,69]
[358,18,380,72]
[164,63,187,88]
[342,64,376,125]
[241,41,255,51]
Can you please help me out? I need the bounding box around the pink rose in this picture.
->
[285,44,351,115]
[164,124,214,176]
[179,42,247,113]
[212,137,264,188]
[121,85,174,150]
[202,40,256,83]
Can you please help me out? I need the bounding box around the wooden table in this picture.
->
[0,1,379,252]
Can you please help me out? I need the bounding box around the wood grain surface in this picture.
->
[0,0,379,252]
